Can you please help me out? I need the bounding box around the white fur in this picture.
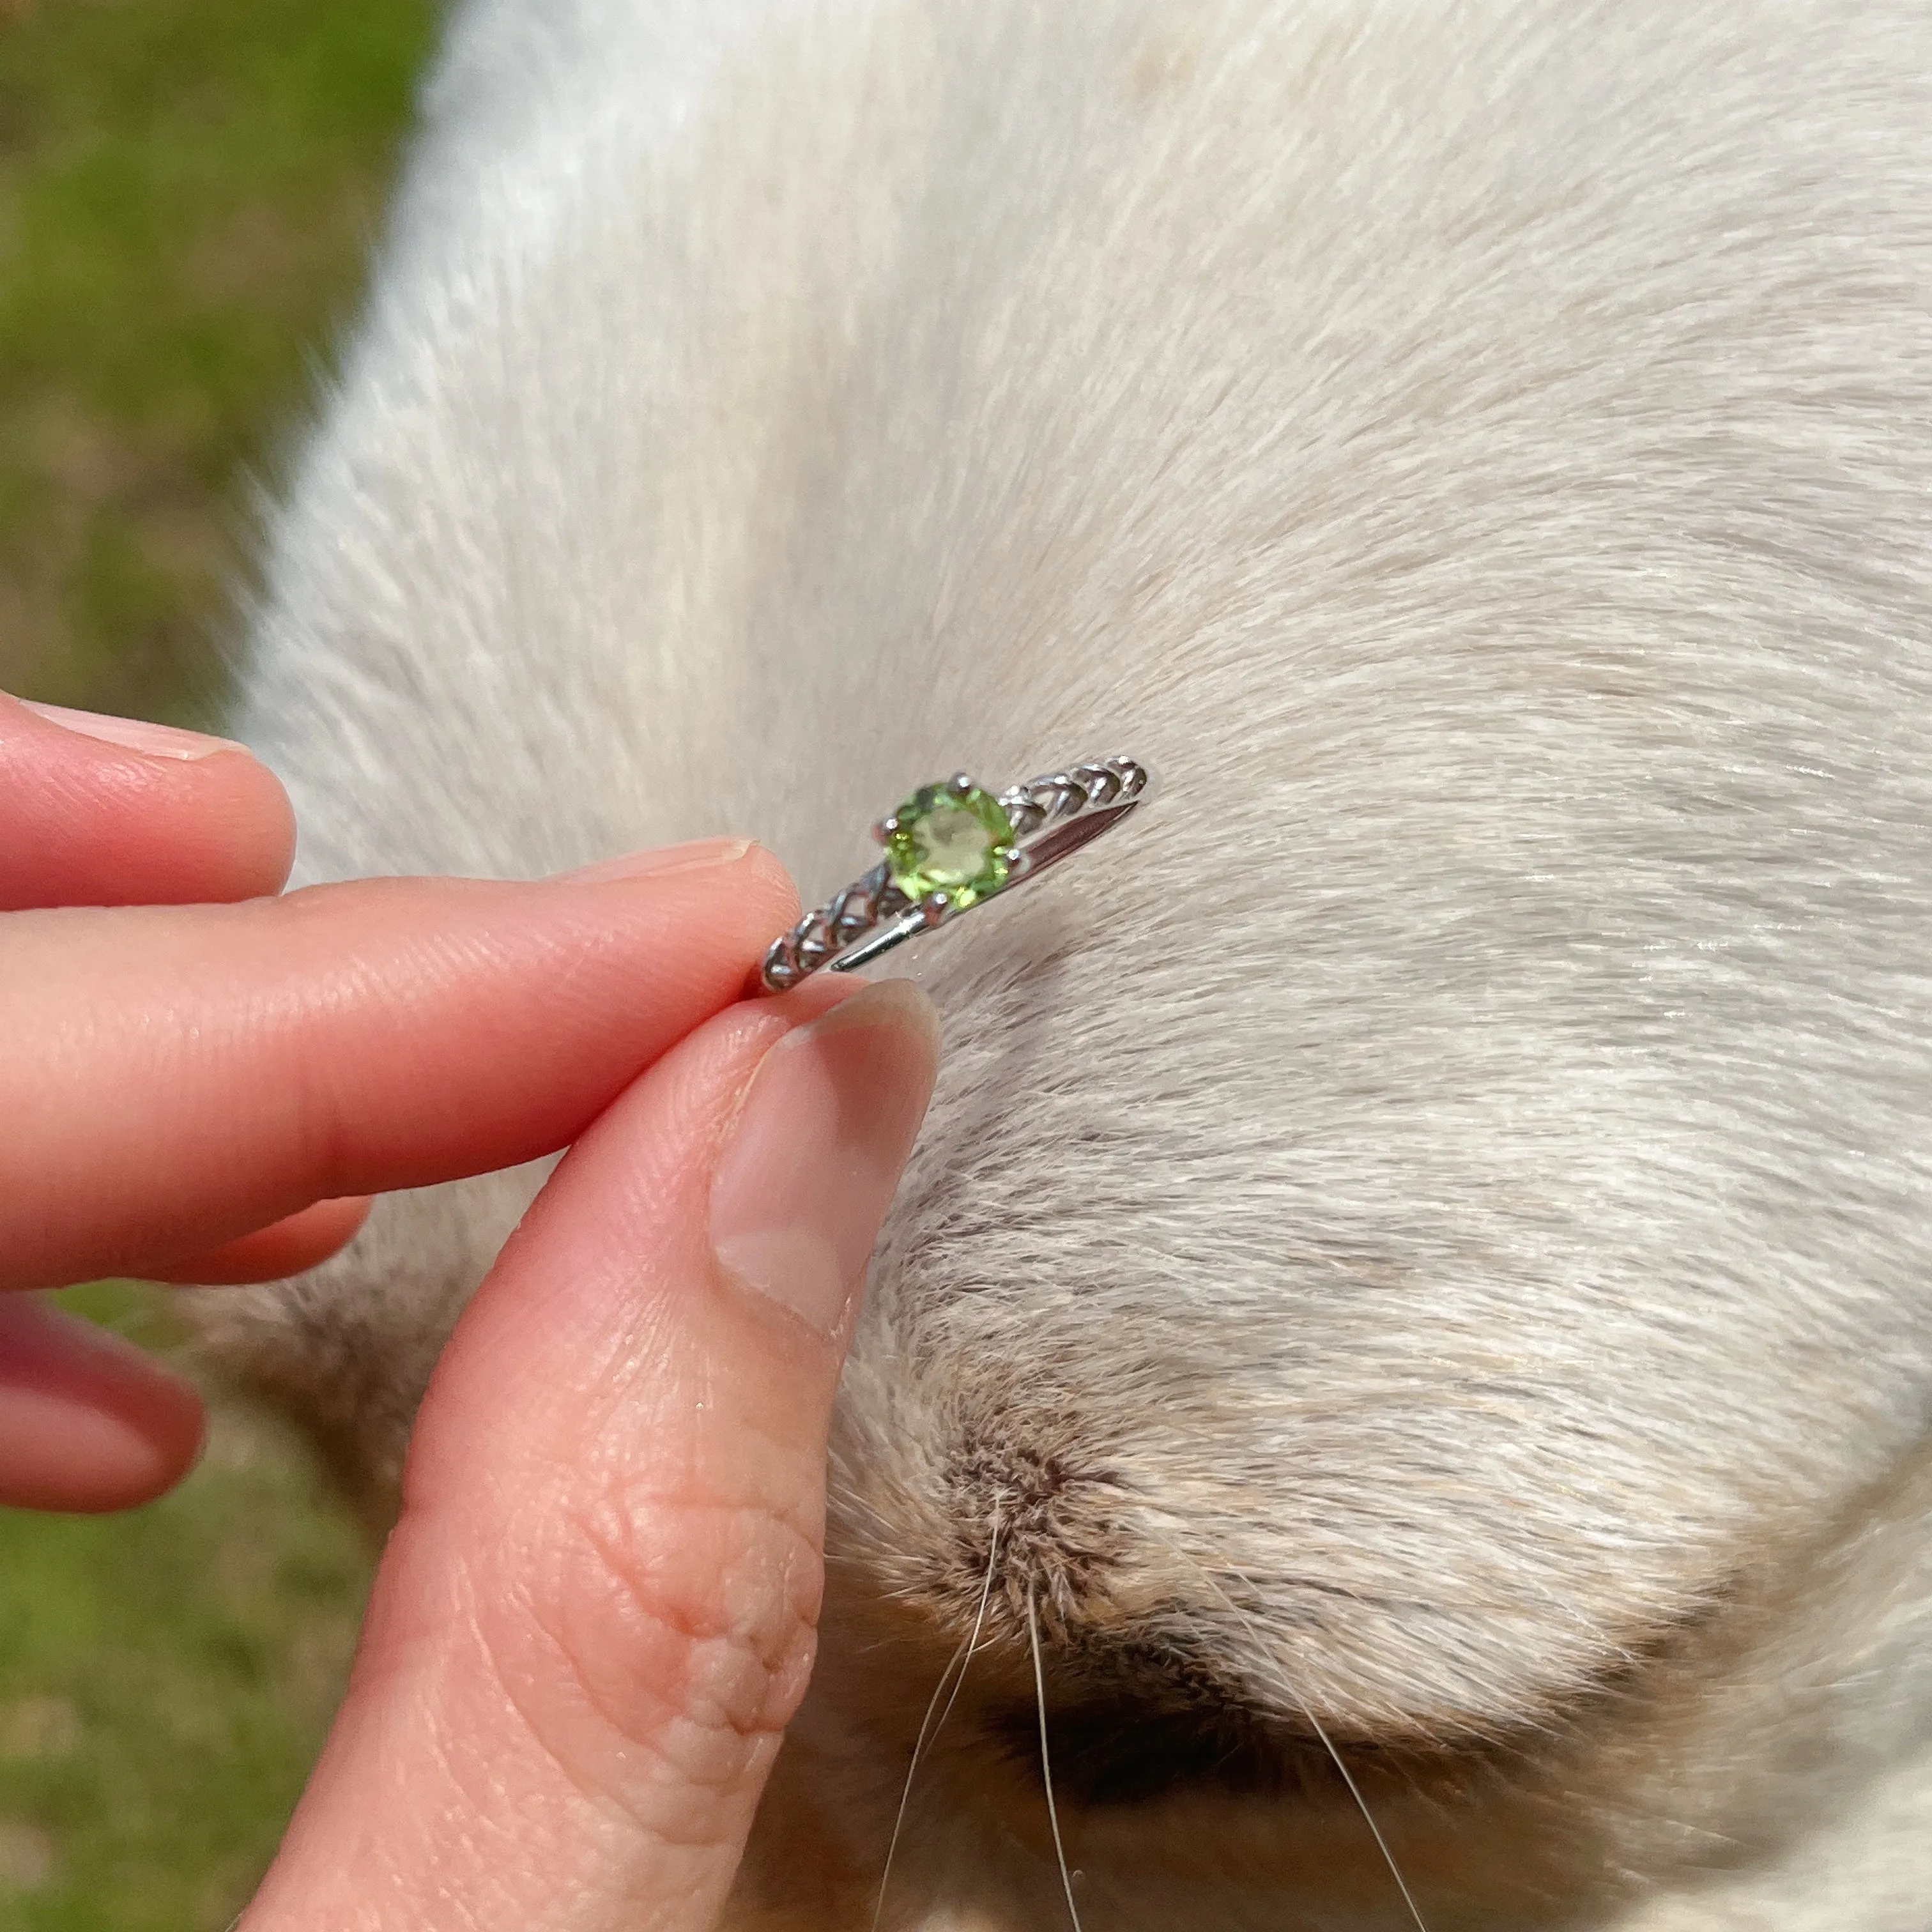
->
[197,2,1932,1924]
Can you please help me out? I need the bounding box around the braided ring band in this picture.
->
[758,755,1154,993]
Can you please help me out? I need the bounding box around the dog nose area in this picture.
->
[831,1413,1392,1813]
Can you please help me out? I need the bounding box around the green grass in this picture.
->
[0,0,440,723]
[0,3,440,1922]
[0,1284,370,1930]
[0,1286,373,1930]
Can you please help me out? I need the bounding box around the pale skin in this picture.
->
[0,690,942,1931]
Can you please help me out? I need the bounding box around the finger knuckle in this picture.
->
[484,1473,824,1849]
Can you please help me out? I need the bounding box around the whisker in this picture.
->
[1160,1542,1431,1932]
[871,1636,969,1932]
[925,1515,1002,1771]
[1292,1687,1431,1932]
[873,1514,1002,1932]
[1027,1581,1085,1932]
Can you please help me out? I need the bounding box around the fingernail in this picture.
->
[555,838,755,884]
[22,700,242,762]
[710,980,941,1335]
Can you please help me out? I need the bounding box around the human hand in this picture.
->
[1,692,942,1928]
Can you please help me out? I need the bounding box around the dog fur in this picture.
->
[188,2,1932,1924]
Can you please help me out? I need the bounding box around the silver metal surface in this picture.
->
[758,755,1154,993]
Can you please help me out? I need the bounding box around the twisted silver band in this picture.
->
[758,755,1154,993]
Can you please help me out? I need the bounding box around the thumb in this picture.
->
[240,976,940,1932]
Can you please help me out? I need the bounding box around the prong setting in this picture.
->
[758,755,1153,991]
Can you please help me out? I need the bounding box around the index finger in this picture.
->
[0,841,797,1290]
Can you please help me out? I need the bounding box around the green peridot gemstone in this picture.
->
[884,781,1015,910]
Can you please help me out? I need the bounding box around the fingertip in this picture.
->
[142,1196,373,1285]
[211,748,298,896]
[18,700,247,762]
[556,836,801,963]
[738,839,803,928]
[0,694,297,907]
[708,977,941,1336]
[137,740,298,900]
[726,841,807,995]
[0,1298,206,1512]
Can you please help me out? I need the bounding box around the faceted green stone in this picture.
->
[884,781,1015,909]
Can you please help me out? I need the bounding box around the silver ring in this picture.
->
[758,755,1155,993]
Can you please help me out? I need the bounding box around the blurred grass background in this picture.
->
[1,3,439,1924]
[1,0,439,723]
